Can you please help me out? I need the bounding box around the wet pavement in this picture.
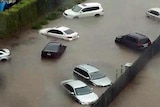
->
[0,0,160,107]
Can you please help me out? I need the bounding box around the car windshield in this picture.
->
[75,86,92,95]
[64,29,74,34]
[90,71,105,80]
[72,5,82,12]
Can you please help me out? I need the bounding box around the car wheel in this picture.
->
[95,14,100,17]
[1,59,7,62]
[74,16,79,19]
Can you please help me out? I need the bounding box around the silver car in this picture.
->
[73,64,112,87]
[61,79,98,105]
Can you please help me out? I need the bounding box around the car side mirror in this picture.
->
[70,92,74,95]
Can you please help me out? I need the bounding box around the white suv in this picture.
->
[63,2,104,19]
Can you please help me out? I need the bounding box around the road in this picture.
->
[0,0,160,107]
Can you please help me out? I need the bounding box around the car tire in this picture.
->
[1,59,7,62]
[74,16,79,19]
[95,14,100,17]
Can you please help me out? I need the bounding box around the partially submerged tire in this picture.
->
[1,59,7,62]
[95,14,100,17]
[74,16,79,19]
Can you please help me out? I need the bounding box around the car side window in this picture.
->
[82,7,100,12]
[90,7,100,11]
[48,30,63,34]
[48,30,57,33]
[74,68,89,78]
[149,10,159,16]
[82,7,93,12]
[56,30,63,34]
[82,71,89,78]
[64,84,74,92]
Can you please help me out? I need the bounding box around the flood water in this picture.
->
[0,0,160,107]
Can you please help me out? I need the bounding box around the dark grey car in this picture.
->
[41,42,67,58]
[115,32,151,50]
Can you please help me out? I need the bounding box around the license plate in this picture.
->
[47,53,51,56]
[143,43,148,47]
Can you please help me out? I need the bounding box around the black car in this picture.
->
[115,32,151,50]
[41,42,67,58]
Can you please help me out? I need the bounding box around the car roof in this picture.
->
[78,2,101,8]
[67,80,87,89]
[44,42,61,51]
[127,32,148,40]
[54,26,70,31]
[76,64,99,73]
[149,8,160,13]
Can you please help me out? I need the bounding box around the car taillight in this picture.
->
[136,43,143,46]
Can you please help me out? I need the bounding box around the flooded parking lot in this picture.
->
[0,0,160,107]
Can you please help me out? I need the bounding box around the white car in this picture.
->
[63,2,104,19]
[61,79,98,105]
[0,49,11,61]
[74,64,112,87]
[146,8,160,20]
[39,26,79,41]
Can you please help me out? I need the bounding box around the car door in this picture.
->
[80,7,97,17]
[148,10,160,20]
[47,29,63,38]
[122,36,137,48]
[74,68,90,80]
[64,84,75,96]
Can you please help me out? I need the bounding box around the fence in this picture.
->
[91,35,160,107]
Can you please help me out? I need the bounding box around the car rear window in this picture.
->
[139,38,150,44]
[75,86,92,95]
[64,29,74,34]
[45,43,59,51]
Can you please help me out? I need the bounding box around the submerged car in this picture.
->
[41,42,67,58]
[63,2,104,19]
[146,8,160,20]
[115,32,151,50]
[39,26,79,41]
[73,64,112,87]
[0,48,11,61]
[61,79,98,105]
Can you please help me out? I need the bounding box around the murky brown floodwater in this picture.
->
[0,0,160,107]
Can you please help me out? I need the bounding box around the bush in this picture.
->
[32,0,87,29]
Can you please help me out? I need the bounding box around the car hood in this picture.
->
[76,92,98,105]
[64,9,79,16]
[91,77,112,87]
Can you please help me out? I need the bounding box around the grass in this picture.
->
[31,0,87,29]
